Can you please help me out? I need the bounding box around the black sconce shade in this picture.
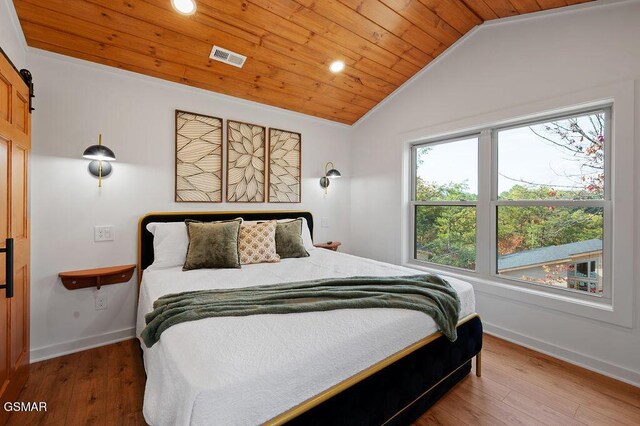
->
[320,161,341,192]
[84,134,115,187]
[83,144,116,161]
[326,168,341,178]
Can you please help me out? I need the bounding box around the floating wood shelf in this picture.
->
[59,264,136,290]
[314,241,342,251]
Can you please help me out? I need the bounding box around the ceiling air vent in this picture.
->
[209,46,247,68]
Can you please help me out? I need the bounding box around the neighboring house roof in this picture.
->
[498,239,602,271]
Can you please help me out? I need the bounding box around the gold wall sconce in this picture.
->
[319,161,341,194]
[83,134,116,187]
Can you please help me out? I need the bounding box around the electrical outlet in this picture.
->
[94,225,114,242]
[95,289,108,311]
[321,217,329,228]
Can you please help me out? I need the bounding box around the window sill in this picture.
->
[404,260,631,328]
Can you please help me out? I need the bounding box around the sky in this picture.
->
[416,114,603,197]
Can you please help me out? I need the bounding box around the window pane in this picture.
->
[415,137,478,201]
[498,111,606,200]
[415,206,476,270]
[497,206,603,295]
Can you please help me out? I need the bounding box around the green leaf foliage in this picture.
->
[415,180,603,269]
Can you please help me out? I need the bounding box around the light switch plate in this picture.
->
[321,217,329,228]
[94,225,114,242]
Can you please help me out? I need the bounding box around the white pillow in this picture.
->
[299,217,315,251]
[145,222,189,269]
[242,217,314,251]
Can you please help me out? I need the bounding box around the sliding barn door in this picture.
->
[0,50,31,424]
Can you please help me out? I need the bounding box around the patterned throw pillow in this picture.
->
[239,220,280,265]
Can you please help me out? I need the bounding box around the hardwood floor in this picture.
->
[421,336,640,426]
[5,335,639,425]
[6,339,145,426]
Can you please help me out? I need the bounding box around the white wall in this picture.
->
[0,0,26,69]
[27,50,352,360]
[351,0,640,385]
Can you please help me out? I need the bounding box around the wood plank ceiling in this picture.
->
[14,0,592,124]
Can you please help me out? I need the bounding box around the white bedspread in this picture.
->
[137,249,475,426]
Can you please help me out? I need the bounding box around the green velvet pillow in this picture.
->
[183,218,242,270]
[275,219,310,259]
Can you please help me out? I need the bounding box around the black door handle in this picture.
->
[0,238,13,298]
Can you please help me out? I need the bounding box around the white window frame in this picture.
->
[400,81,634,328]
[410,108,611,302]
[410,133,480,272]
[491,107,612,301]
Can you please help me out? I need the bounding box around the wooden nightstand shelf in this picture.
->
[59,264,136,290]
[314,241,342,251]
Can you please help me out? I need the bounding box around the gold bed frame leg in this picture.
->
[475,351,482,377]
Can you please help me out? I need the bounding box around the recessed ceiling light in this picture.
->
[329,60,345,73]
[171,0,197,15]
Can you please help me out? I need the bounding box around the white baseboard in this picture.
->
[483,321,640,388]
[30,327,137,363]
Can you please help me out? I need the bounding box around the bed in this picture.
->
[136,211,482,425]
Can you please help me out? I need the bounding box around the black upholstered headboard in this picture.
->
[138,211,314,282]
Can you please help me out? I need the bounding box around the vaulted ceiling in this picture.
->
[14,0,592,124]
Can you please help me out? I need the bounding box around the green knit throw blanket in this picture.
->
[141,274,461,348]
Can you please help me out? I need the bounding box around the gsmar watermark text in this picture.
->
[3,402,47,412]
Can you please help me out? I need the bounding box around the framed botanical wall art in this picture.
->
[227,120,266,202]
[175,110,223,202]
[268,128,301,203]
